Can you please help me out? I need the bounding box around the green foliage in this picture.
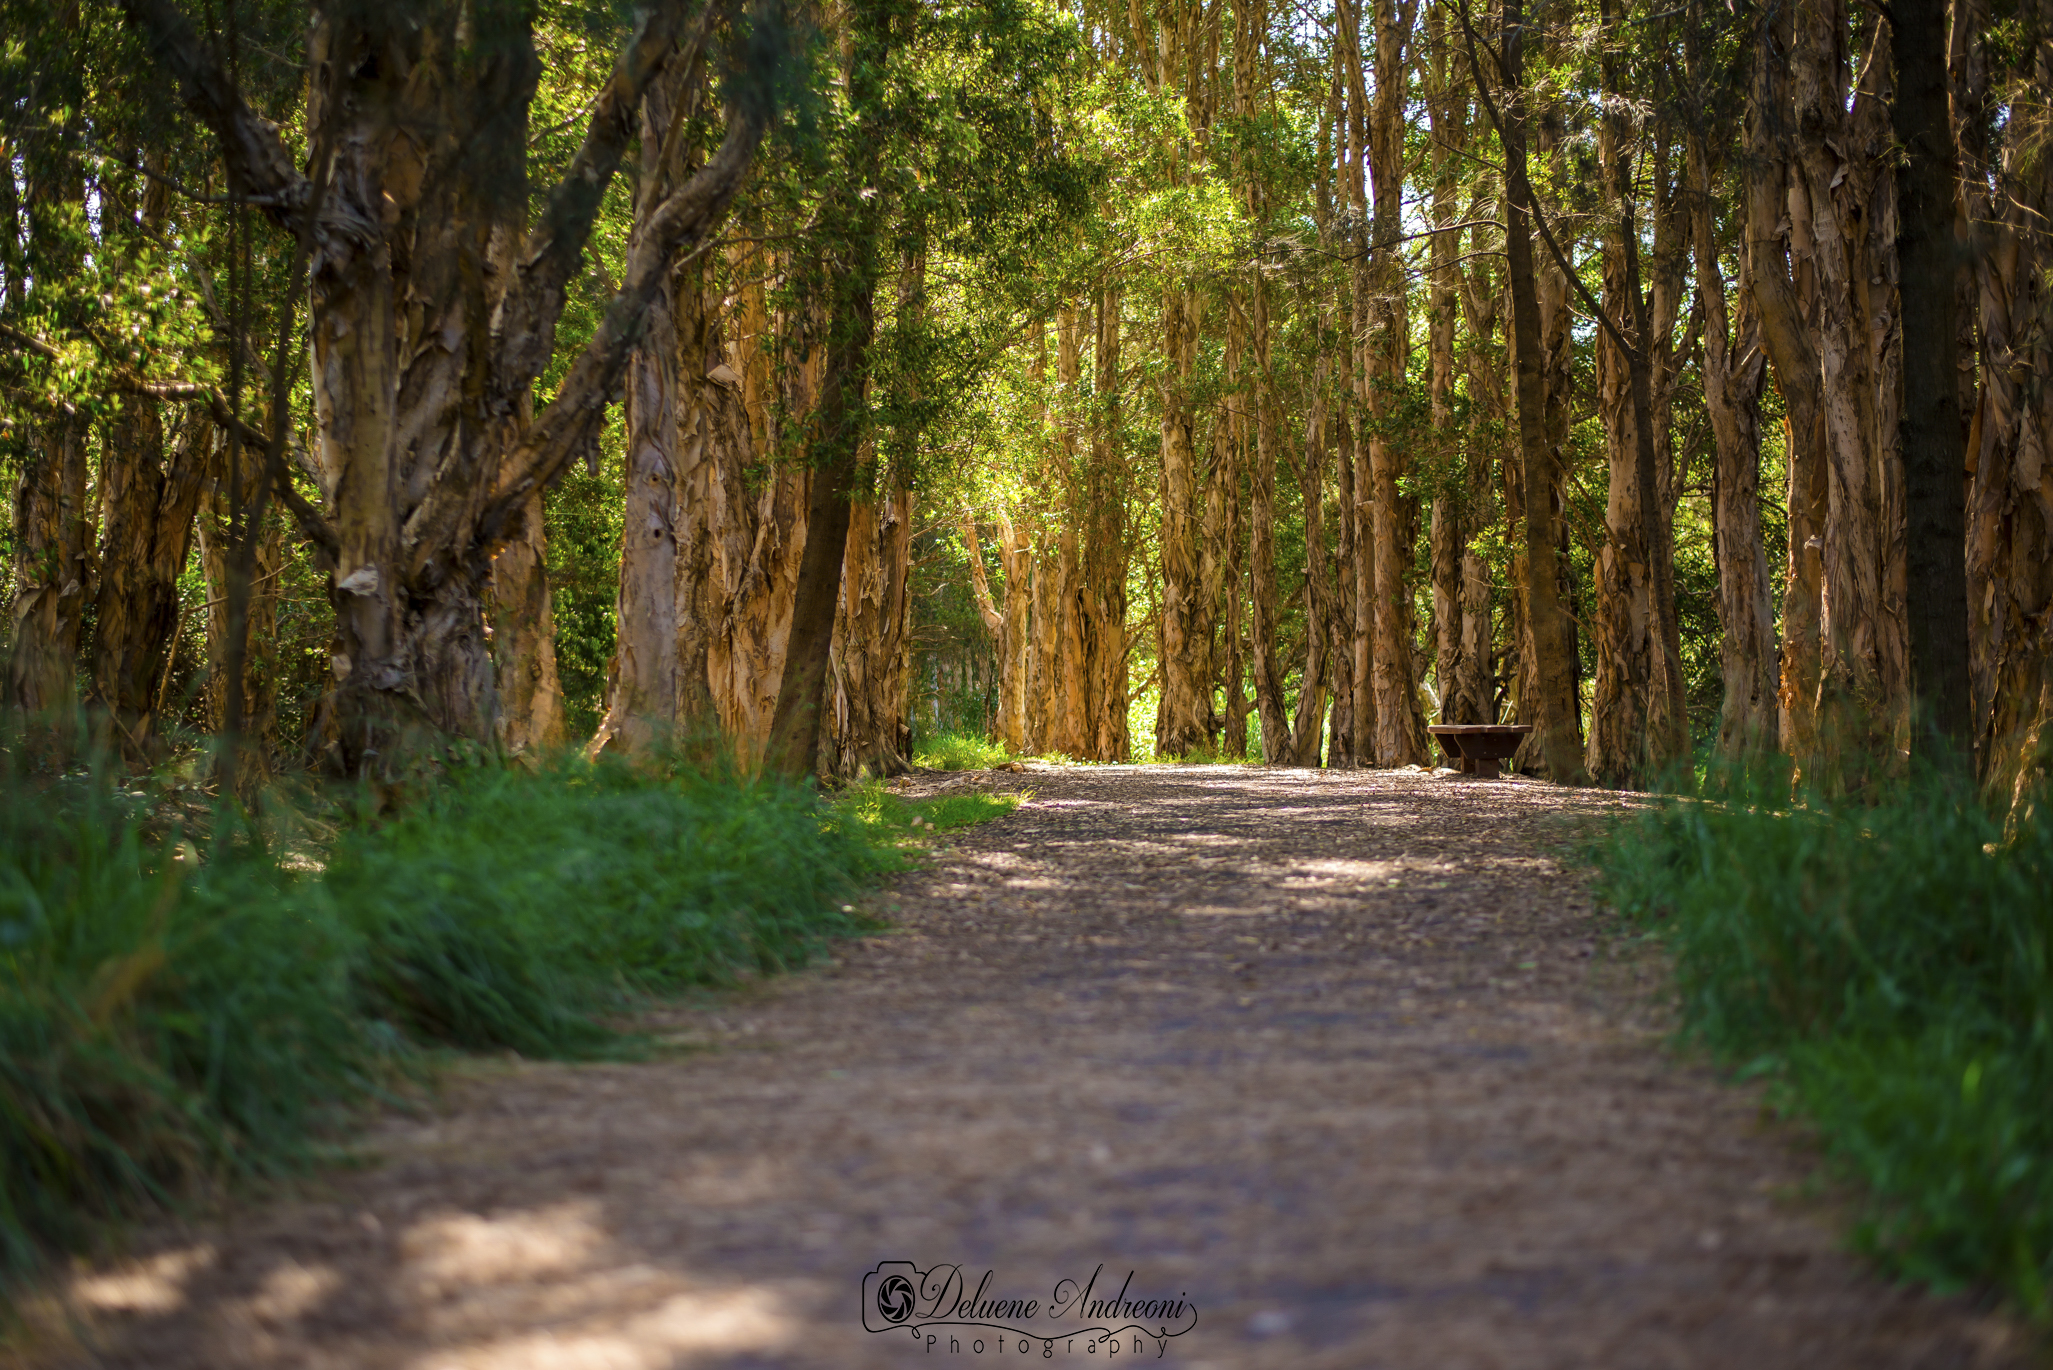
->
[1595,771,2053,1317]
[832,779,1021,855]
[0,747,950,1297]
[912,731,1012,770]
[0,763,377,1290]
[330,756,881,1057]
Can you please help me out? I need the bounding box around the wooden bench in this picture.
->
[1426,724,1533,780]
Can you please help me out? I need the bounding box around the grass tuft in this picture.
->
[0,747,945,1300]
[911,732,1013,771]
[1594,764,2053,1318]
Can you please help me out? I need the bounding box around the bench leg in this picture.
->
[1474,756,1500,780]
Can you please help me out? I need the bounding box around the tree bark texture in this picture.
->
[1687,124,1776,761]
[121,0,765,776]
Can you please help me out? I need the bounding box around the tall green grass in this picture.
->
[911,731,1013,771]
[1596,768,2053,1317]
[0,749,913,1298]
[0,772,376,1284]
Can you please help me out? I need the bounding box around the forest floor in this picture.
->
[20,765,2040,1370]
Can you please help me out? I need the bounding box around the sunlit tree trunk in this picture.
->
[1156,283,1209,753]
[1457,218,1504,726]
[1082,287,1130,761]
[1791,0,1908,789]
[1464,0,1584,781]
[122,0,764,777]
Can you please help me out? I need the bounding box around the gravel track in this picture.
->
[27,765,2035,1370]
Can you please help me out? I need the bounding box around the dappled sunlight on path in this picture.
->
[26,768,2031,1370]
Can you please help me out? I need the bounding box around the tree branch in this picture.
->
[0,321,339,557]
[491,0,719,404]
[456,100,769,568]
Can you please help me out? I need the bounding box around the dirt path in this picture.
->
[37,766,2034,1369]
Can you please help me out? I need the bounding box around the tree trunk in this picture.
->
[123,0,764,777]
[90,404,210,756]
[1082,286,1130,761]
[765,271,875,780]
[1687,122,1776,762]
[1791,0,1907,789]
[1156,302,1209,752]
[1466,0,1584,781]
[7,135,91,729]
[1743,7,1830,776]
[1457,223,1503,725]
[1893,0,1971,760]
[1966,0,2053,808]
[1366,0,1427,766]
[1585,5,1668,789]
[199,445,282,767]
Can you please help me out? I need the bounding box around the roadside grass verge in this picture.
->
[0,748,1021,1302]
[1594,768,2053,1319]
[911,732,1013,771]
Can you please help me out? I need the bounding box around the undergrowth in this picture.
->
[911,732,1013,771]
[0,747,1012,1301]
[1595,766,2053,1320]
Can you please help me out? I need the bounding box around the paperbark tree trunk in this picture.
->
[199,444,282,765]
[765,269,876,780]
[824,485,913,779]
[1586,3,1671,789]
[1965,0,2053,808]
[1424,10,1469,726]
[120,0,766,777]
[1893,0,1972,761]
[1290,354,1335,763]
[1366,0,1428,766]
[1337,0,1379,764]
[1081,287,1130,761]
[963,511,1033,754]
[1791,0,1907,789]
[1687,119,1776,762]
[1457,219,1505,726]
[7,128,91,729]
[1460,0,1584,781]
[1744,6,1830,775]
[91,404,211,757]
[1156,279,1210,756]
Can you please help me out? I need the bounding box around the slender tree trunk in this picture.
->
[1337,0,1379,764]
[199,443,281,764]
[7,135,91,728]
[1083,286,1130,761]
[1966,0,2053,807]
[1791,0,1906,788]
[1366,0,1427,766]
[1894,0,1971,760]
[1456,221,1503,725]
[1465,0,1584,781]
[1586,2,1674,788]
[1157,282,1209,757]
[708,245,808,763]
[1688,124,1776,762]
[91,404,211,756]
[765,274,875,779]
[1425,13,1468,726]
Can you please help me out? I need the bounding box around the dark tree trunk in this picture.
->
[1893,0,1972,760]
